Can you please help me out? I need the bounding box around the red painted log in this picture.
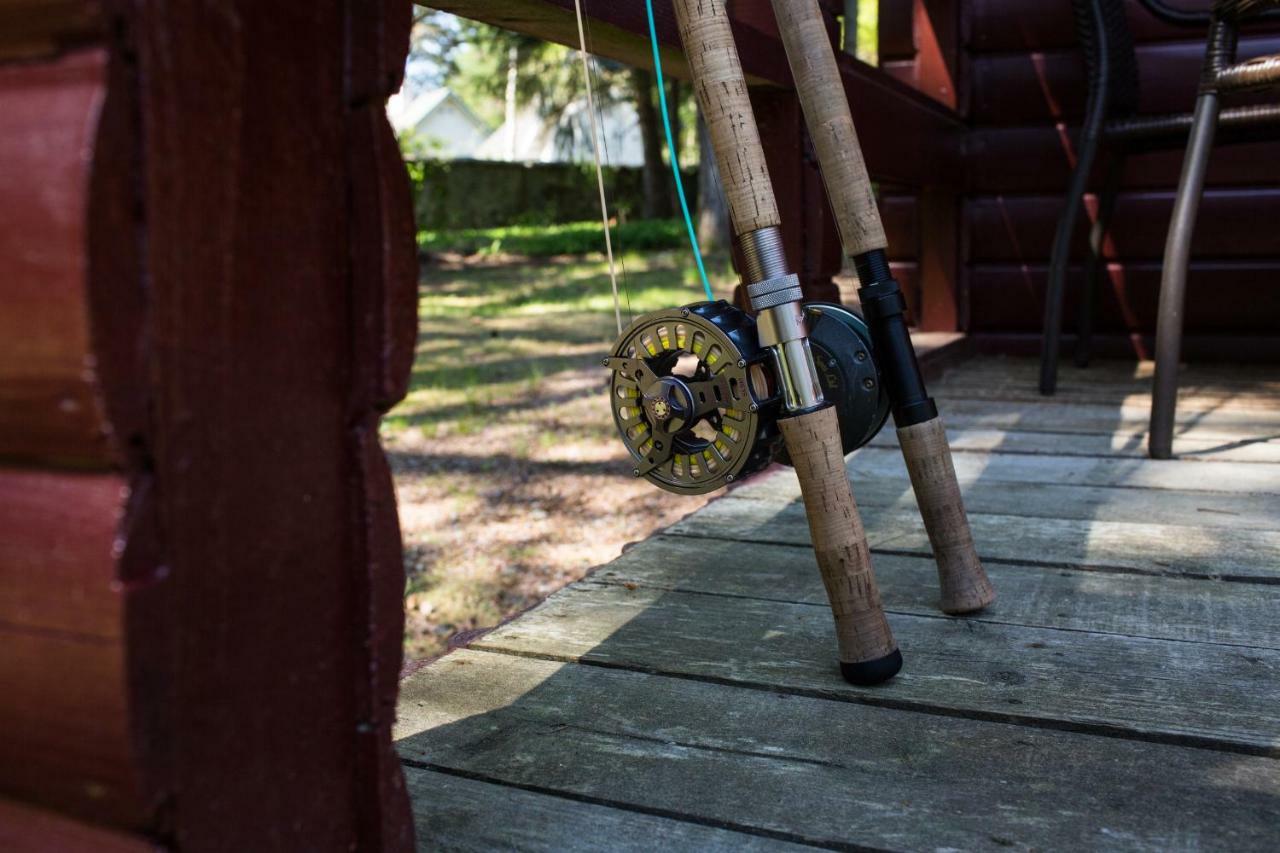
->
[968,261,1280,334]
[967,189,1280,262]
[965,0,1280,53]
[969,35,1280,125]
[0,49,119,468]
[0,797,157,853]
[0,1,416,848]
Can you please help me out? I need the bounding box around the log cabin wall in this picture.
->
[880,0,1280,359]
[0,2,417,848]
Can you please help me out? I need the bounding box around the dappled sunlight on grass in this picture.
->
[386,251,729,658]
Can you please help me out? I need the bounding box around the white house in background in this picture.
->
[386,88,490,159]
[475,98,644,167]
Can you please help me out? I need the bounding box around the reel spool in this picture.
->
[800,302,891,456]
[605,301,782,495]
[605,300,890,493]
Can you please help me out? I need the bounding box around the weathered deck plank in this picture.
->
[867,427,1280,464]
[929,397,1280,440]
[399,355,1280,851]
[595,536,1280,648]
[403,767,814,852]
[398,651,1280,852]
[840,445,1280,495]
[725,464,1280,530]
[669,501,1280,581]
[466,580,1280,754]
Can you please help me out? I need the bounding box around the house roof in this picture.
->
[386,88,488,136]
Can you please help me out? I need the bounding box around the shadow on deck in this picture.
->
[395,354,1280,851]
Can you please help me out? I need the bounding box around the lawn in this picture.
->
[384,248,736,660]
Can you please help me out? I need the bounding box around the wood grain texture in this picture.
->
[920,395,1280,442]
[795,461,1280,529]
[896,417,995,613]
[869,425,1280,464]
[463,580,1280,754]
[777,406,897,666]
[673,0,779,235]
[744,443,1280,498]
[0,1,416,846]
[593,535,1280,649]
[0,797,156,853]
[964,131,1280,193]
[966,260,1280,336]
[771,0,887,255]
[405,767,815,853]
[672,499,1280,581]
[0,2,103,62]
[0,49,116,467]
[967,189,1280,262]
[965,0,1280,53]
[0,470,169,828]
[395,352,1280,849]
[399,651,1280,850]
[969,35,1280,125]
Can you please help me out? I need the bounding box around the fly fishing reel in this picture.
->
[605,302,782,495]
[606,300,891,495]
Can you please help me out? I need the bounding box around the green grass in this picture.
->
[418,219,687,258]
[383,250,733,439]
[388,250,731,657]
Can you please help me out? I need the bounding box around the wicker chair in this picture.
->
[1038,0,1280,458]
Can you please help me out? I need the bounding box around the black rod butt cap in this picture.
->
[840,649,903,686]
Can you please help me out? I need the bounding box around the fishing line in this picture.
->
[573,0,624,334]
[582,10,634,326]
[645,0,713,301]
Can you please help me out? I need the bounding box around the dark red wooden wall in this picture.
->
[882,0,1280,358]
[0,3,417,849]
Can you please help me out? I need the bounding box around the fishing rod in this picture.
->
[770,0,994,615]
[603,0,900,684]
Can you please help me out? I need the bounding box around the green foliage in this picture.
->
[418,219,687,258]
[857,0,879,65]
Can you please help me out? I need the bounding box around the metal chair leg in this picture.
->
[1150,93,1219,458]
[1041,0,1110,396]
[1075,151,1125,368]
[1150,16,1236,459]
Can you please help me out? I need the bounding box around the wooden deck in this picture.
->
[395,354,1280,852]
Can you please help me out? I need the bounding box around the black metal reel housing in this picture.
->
[777,302,891,463]
[605,301,783,495]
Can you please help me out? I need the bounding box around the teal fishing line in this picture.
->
[645,0,714,302]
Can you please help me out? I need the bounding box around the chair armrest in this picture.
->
[1136,0,1211,28]
[1138,0,1280,26]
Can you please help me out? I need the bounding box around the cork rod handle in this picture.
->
[673,0,779,236]
[897,418,995,614]
[779,406,901,683]
[772,0,993,615]
[771,0,886,255]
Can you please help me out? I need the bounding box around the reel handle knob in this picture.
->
[778,405,900,685]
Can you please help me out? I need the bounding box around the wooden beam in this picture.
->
[425,0,963,186]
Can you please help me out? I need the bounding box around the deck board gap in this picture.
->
[401,760,865,852]
[661,529,1280,586]
[578,577,1280,651]
[457,645,1280,759]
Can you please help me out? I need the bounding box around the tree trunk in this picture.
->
[629,67,670,219]
[696,111,731,252]
[843,0,859,56]
[504,44,519,159]
[665,77,683,216]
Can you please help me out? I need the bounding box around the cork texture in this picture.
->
[673,0,780,235]
[779,406,898,664]
[898,417,996,614]
[771,0,887,255]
